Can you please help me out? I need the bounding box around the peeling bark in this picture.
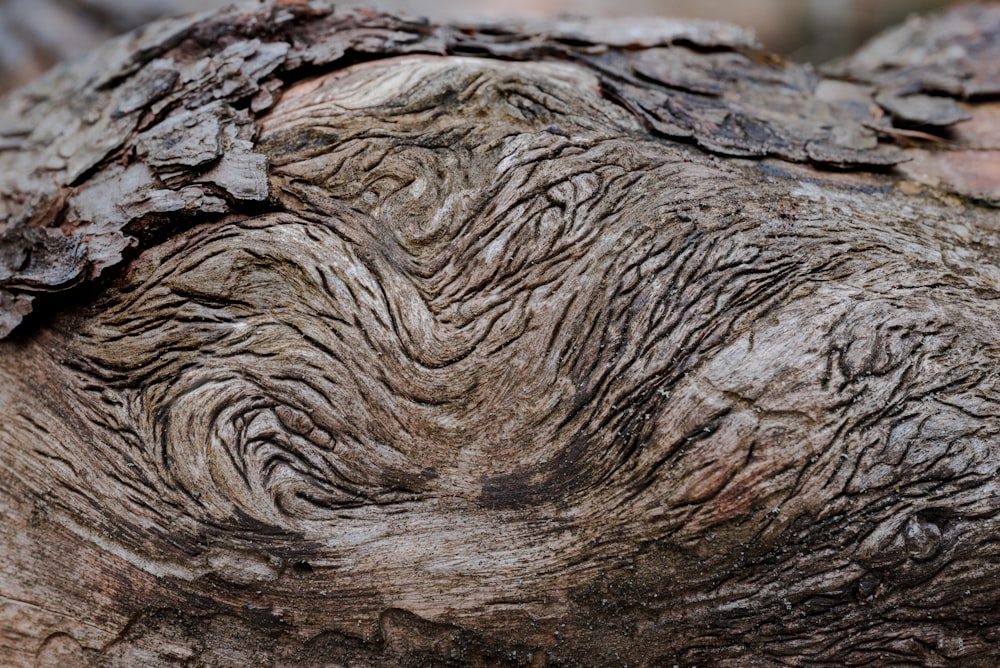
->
[2,2,1000,666]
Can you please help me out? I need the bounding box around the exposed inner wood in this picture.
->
[2,4,1000,667]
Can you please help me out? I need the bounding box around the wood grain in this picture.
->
[1,2,999,666]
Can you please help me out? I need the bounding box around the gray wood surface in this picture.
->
[1,2,999,665]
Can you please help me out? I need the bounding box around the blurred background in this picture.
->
[0,0,970,94]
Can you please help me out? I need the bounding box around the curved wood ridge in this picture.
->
[1,2,1000,666]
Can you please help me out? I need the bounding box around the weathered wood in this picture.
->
[1,2,999,666]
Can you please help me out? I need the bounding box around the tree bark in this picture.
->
[2,2,999,666]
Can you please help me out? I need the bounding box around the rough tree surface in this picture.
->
[0,0,213,94]
[1,2,999,666]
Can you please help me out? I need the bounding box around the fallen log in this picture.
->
[1,2,999,666]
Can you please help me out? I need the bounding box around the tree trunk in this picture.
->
[2,2,999,666]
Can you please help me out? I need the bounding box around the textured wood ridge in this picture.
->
[1,2,1000,666]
